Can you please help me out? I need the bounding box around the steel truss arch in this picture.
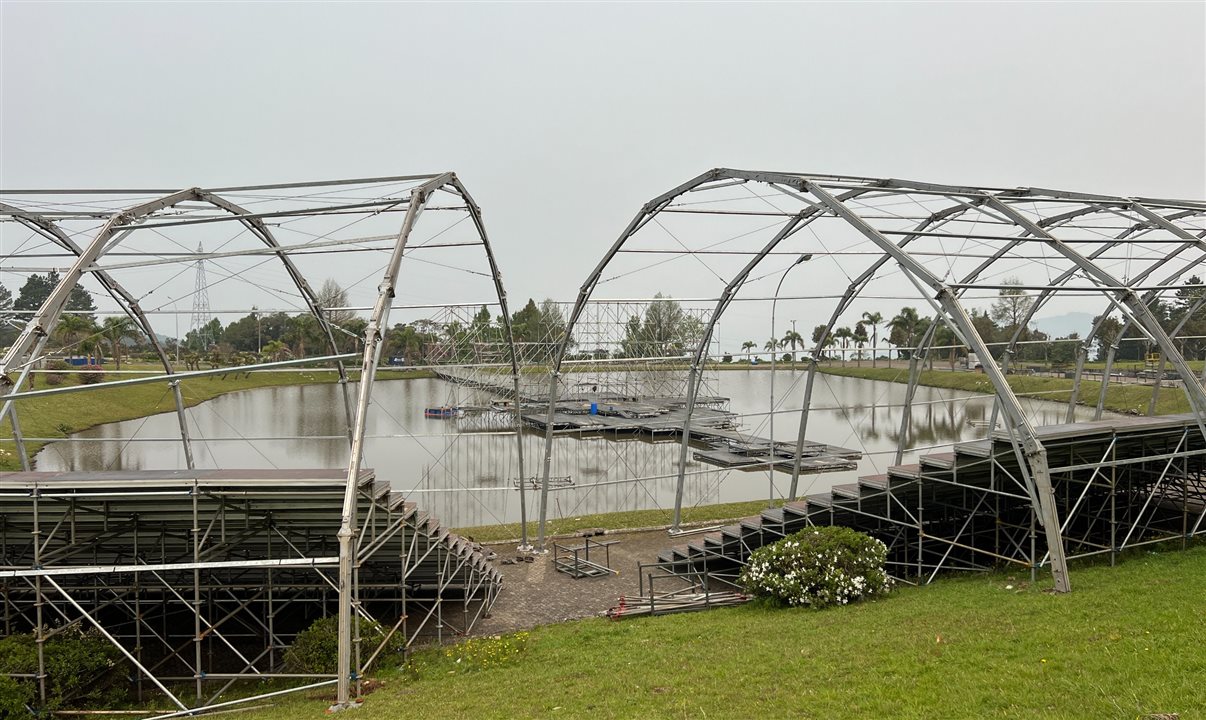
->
[541,169,1206,595]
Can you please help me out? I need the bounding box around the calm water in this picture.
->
[36,371,1110,527]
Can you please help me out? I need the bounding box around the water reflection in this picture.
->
[36,372,1113,527]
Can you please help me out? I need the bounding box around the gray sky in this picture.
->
[2,1,1204,345]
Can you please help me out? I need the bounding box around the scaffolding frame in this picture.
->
[0,174,521,713]
[538,169,1206,593]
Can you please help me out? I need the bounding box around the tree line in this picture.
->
[740,277,1206,368]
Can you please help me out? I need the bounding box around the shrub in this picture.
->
[284,616,405,674]
[739,526,891,609]
[77,365,104,384]
[44,360,71,386]
[443,632,529,672]
[0,627,128,713]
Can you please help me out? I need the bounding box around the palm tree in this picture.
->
[56,314,95,361]
[101,316,138,371]
[741,340,756,362]
[853,322,869,367]
[261,339,291,362]
[763,338,780,362]
[888,307,922,361]
[833,326,854,365]
[781,329,804,367]
[861,310,883,367]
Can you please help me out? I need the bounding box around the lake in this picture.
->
[35,370,1111,528]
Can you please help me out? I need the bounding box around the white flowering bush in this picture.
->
[739,526,891,609]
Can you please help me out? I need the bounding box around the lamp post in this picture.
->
[769,253,812,506]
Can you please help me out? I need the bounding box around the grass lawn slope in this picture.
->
[243,544,1206,720]
[820,364,1193,417]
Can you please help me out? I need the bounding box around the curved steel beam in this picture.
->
[0,203,198,469]
[443,176,530,547]
[807,182,1071,592]
[787,198,987,498]
[195,190,357,442]
[535,168,730,546]
[0,189,197,401]
[335,172,454,708]
[983,197,1206,435]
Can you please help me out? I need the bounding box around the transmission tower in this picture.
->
[189,242,215,350]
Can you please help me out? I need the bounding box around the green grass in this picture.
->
[819,364,1193,417]
[456,499,784,542]
[231,543,1206,719]
[0,366,432,471]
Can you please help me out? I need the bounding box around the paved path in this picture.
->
[470,528,695,635]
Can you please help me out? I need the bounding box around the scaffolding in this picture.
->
[0,174,519,713]
[537,169,1206,594]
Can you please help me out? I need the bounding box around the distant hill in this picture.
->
[1033,312,1094,339]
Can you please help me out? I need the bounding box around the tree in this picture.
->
[285,314,323,358]
[14,271,96,323]
[56,314,97,359]
[618,295,698,359]
[990,277,1033,331]
[1049,333,1079,366]
[781,329,804,366]
[811,324,829,360]
[318,278,355,328]
[763,338,779,356]
[261,339,291,362]
[888,307,923,360]
[741,340,756,360]
[861,311,883,367]
[930,321,961,369]
[832,327,854,365]
[0,282,13,346]
[1092,314,1123,362]
[852,322,869,367]
[184,318,223,352]
[101,316,138,371]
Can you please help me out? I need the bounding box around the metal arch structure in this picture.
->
[0,189,360,466]
[539,169,1206,593]
[0,173,522,715]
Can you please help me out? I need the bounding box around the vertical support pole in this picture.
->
[789,356,820,501]
[267,526,275,670]
[1096,341,1120,420]
[896,349,925,466]
[513,372,530,550]
[1148,355,1167,416]
[1065,345,1087,424]
[671,362,701,530]
[1110,440,1117,567]
[6,404,30,471]
[170,380,196,469]
[537,370,560,549]
[32,487,46,705]
[336,176,439,710]
[133,515,143,702]
[191,478,202,702]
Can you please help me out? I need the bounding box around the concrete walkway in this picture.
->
[470,528,696,635]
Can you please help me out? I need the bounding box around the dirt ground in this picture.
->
[469,528,693,635]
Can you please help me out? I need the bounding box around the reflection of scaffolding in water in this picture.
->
[417,299,739,529]
[404,431,728,529]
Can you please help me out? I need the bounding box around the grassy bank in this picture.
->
[818,364,1192,417]
[456,498,784,543]
[0,367,432,471]
[237,542,1205,719]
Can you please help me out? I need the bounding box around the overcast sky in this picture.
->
[2,1,1204,335]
